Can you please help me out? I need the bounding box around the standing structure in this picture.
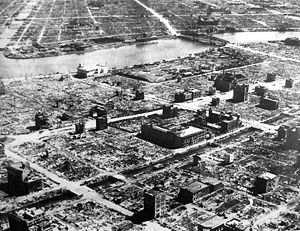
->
[286,126,300,150]
[7,161,42,196]
[254,172,279,194]
[75,121,85,134]
[198,216,225,231]
[233,84,249,102]
[259,96,279,110]
[144,189,166,219]
[178,181,210,204]
[35,112,48,129]
[285,78,294,88]
[162,104,178,119]
[96,116,108,130]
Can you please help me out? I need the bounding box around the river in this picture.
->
[1,31,300,78]
[0,38,212,79]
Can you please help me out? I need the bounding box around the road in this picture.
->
[133,0,178,36]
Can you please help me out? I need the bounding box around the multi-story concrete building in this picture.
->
[7,161,42,196]
[144,189,166,219]
[96,116,108,130]
[286,126,300,150]
[141,124,207,149]
[162,104,178,119]
[259,96,279,110]
[35,112,49,129]
[178,181,210,204]
[214,73,248,92]
[75,121,85,134]
[233,84,249,102]
[254,172,279,194]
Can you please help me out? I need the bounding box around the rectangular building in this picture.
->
[178,181,210,204]
[259,97,279,110]
[198,216,225,231]
[144,189,166,219]
[141,124,207,149]
[7,161,42,196]
[254,172,279,194]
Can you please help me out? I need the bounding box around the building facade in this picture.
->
[178,181,210,204]
[144,189,166,219]
[254,172,279,194]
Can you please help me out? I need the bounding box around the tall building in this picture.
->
[96,116,108,130]
[233,84,249,102]
[144,189,166,219]
[35,112,48,129]
[7,161,42,196]
[254,172,279,194]
[75,121,85,134]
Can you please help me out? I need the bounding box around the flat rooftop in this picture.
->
[176,126,205,138]
[184,181,208,193]
[259,172,277,180]
[199,215,225,228]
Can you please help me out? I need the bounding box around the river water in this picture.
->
[0,39,212,78]
[1,31,300,78]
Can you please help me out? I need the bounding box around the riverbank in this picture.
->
[3,35,171,60]
[0,38,213,79]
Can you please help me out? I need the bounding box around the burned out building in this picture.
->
[144,189,166,219]
[198,216,225,231]
[202,179,224,193]
[174,88,201,102]
[214,73,248,92]
[178,181,210,204]
[207,109,242,133]
[90,105,107,118]
[259,96,279,110]
[7,161,42,196]
[210,97,220,106]
[254,86,267,96]
[162,104,178,119]
[75,121,85,134]
[233,84,249,102]
[254,172,279,194]
[286,126,300,150]
[285,78,294,88]
[266,73,276,82]
[140,124,207,149]
[35,112,49,129]
[192,108,242,133]
[8,208,47,231]
[96,116,108,130]
[134,90,145,100]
